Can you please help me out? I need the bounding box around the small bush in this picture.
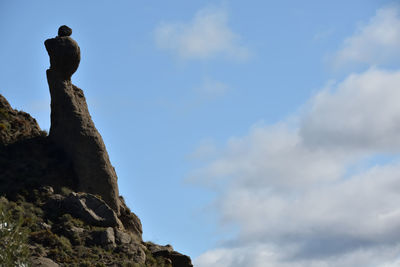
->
[0,108,9,119]
[60,213,84,227]
[0,122,9,131]
[0,202,31,266]
[40,130,48,137]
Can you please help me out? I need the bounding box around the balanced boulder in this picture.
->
[45,26,120,213]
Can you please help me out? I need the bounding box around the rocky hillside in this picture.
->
[0,25,192,267]
[0,94,43,146]
[0,94,192,267]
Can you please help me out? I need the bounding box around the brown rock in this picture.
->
[115,229,132,245]
[115,243,146,264]
[146,243,193,267]
[31,257,59,267]
[118,196,142,240]
[44,25,80,81]
[44,192,123,228]
[58,25,72,37]
[63,192,123,228]
[46,67,120,212]
[90,227,116,248]
[0,94,42,146]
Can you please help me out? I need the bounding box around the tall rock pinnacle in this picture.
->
[45,25,120,213]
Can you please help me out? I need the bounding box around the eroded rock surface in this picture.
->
[146,242,194,267]
[45,192,123,229]
[0,26,194,266]
[0,94,42,146]
[45,26,120,213]
[31,257,59,267]
[44,25,80,81]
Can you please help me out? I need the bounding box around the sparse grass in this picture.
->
[0,189,179,266]
[0,200,31,266]
[0,108,9,120]
[144,249,172,267]
[40,130,48,137]
[0,122,9,131]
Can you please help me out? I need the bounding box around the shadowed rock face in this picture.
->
[0,94,42,146]
[45,25,80,81]
[45,26,120,213]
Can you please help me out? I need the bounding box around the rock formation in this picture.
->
[0,94,43,146]
[45,25,120,213]
[44,25,80,81]
[0,25,193,266]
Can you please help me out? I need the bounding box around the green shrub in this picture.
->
[145,249,172,267]
[0,122,9,131]
[0,202,31,266]
[30,229,72,252]
[60,213,84,227]
[0,108,9,119]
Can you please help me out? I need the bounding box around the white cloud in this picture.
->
[196,244,400,267]
[190,65,400,266]
[154,6,249,60]
[300,68,400,152]
[195,78,229,99]
[192,67,400,266]
[334,5,400,67]
[189,123,349,189]
[190,5,400,266]
[187,139,218,161]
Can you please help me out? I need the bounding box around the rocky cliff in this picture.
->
[0,25,192,267]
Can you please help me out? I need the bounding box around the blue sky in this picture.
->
[2,1,400,266]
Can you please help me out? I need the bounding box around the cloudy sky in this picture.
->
[2,1,400,266]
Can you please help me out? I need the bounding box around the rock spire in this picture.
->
[44,25,80,81]
[45,25,120,213]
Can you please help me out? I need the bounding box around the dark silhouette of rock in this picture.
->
[58,25,72,37]
[0,110,78,198]
[45,26,120,213]
[0,94,43,146]
[63,192,123,228]
[0,26,194,265]
[45,192,122,228]
[119,196,143,242]
[90,227,116,248]
[146,243,194,267]
[44,25,80,81]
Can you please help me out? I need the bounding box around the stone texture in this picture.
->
[90,227,116,248]
[115,229,132,245]
[0,125,78,199]
[169,251,194,267]
[146,243,193,267]
[0,94,42,146]
[118,196,142,241]
[0,28,194,266]
[45,25,80,81]
[115,243,146,264]
[45,27,120,212]
[62,192,123,228]
[31,257,59,267]
[147,243,174,254]
[58,25,72,37]
[131,243,147,264]
[44,192,123,228]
